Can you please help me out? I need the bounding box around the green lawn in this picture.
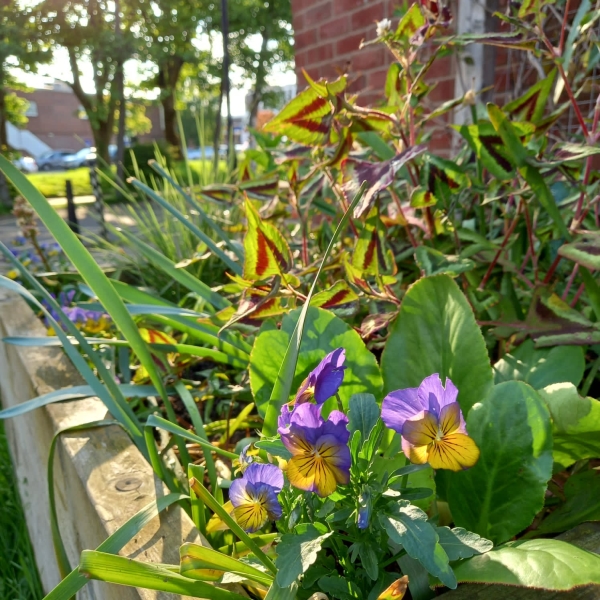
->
[0,421,44,600]
[27,160,229,198]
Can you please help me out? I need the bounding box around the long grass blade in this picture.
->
[78,551,248,599]
[0,384,158,419]
[0,273,145,454]
[262,181,367,436]
[0,157,171,430]
[43,492,189,600]
[118,229,230,310]
[128,177,242,275]
[149,160,243,261]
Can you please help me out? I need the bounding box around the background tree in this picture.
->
[0,0,50,205]
[133,0,201,157]
[39,0,136,164]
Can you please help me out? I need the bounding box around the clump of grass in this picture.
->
[0,421,44,600]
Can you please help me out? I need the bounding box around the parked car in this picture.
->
[36,150,74,171]
[61,147,97,169]
[13,156,38,173]
[186,147,215,160]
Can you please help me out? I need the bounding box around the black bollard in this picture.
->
[65,180,79,234]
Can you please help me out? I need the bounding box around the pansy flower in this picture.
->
[229,463,283,533]
[294,348,346,405]
[381,373,479,471]
[280,402,351,497]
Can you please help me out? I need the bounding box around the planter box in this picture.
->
[0,289,202,599]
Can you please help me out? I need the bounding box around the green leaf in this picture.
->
[447,381,553,544]
[347,393,380,443]
[358,541,379,581]
[493,339,585,389]
[254,437,293,460]
[356,132,396,160]
[381,275,493,415]
[352,206,395,274]
[414,247,475,277]
[78,551,246,599]
[394,3,426,39]
[275,524,333,588]
[250,306,383,417]
[318,575,359,599]
[180,543,273,586]
[452,539,600,590]
[537,469,600,534]
[380,501,456,589]
[504,69,556,124]
[435,527,493,561]
[538,382,600,470]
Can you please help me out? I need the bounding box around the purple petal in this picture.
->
[278,404,293,435]
[322,410,350,444]
[289,402,323,431]
[254,483,282,520]
[314,365,346,405]
[381,386,422,434]
[417,374,458,417]
[228,478,249,507]
[244,463,284,493]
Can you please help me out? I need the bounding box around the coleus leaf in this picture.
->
[199,184,236,203]
[455,120,534,180]
[376,576,409,600]
[415,246,475,276]
[558,234,600,270]
[310,280,359,310]
[243,199,292,281]
[343,145,427,219]
[411,155,470,207]
[504,69,556,124]
[352,206,396,276]
[394,3,426,40]
[238,177,280,202]
[262,74,346,146]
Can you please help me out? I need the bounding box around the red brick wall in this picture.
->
[291,0,457,151]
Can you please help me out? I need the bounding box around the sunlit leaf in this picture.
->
[352,206,395,276]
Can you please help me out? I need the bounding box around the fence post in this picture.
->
[65,179,79,235]
[89,161,107,239]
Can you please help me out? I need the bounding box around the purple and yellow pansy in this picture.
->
[382,373,479,471]
[229,463,284,533]
[294,348,346,405]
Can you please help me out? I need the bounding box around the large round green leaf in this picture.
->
[452,539,600,590]
[381,275,492,415]
[447,381,553,544]
[250,307,382,417]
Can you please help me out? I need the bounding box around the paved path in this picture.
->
[0,197,138,270]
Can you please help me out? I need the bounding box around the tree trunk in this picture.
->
[157,58,184,159]
[94,119,112,168]
[213,79,223,174]
[0,84,12,207]
[115,63,126,182]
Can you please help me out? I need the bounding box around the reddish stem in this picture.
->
[561,263,579,300]
[543,254,562,284]
[522,201,538,282]
[478,202,522,291]
[558,0,572,56]
[389,188,418,248]
[570,283,585,307]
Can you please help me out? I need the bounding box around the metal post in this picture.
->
[65,179,79,234]
[89,162,107,238]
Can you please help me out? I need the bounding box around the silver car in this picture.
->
[36,150,75,171]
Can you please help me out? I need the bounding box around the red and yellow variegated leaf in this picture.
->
[504,69,556,124]
[199,184,236,203]
[310,280,359,309]
[455,121,534,181]
[343,253,373,295]
[412,155,470,207]
[239,176,280,201]
[352,206,396,276]
[395,3,426,40]
[360,312,397,339]
[262,83,334,146]
[243,199,292,281]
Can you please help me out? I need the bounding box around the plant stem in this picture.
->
[389,188,418,247]
[380,548,407,568]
